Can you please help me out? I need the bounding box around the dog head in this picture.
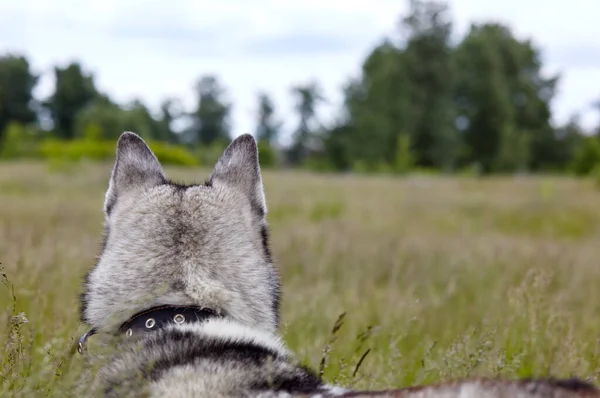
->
[80,132,279,334]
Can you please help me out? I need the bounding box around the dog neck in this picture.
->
[77,304,221,354]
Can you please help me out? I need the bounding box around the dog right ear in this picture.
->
[208,134,267,217]
[104,132,167,216]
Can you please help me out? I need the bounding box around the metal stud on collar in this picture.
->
[173,314,185,324]
[145,318,155,329]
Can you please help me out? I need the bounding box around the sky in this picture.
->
[1,0,599,143]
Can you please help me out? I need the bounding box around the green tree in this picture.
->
[121,99,159,140]
[155,98,182,144]
[0,55,38,145]
[550,113,586,171]
[505,36,558,171]
[340,43,411,169]
[454,23,557,172]
[454,24,518,172]
[400,0,459,170]
[73,98,125,140]
[255,92,282,145]
[186,75,231,146]
[493,124,530,172]
[327,0,458,172]
[327,2,562,175]
[322,119,355,171]
[45,62,99,139]
[288,81,325,165]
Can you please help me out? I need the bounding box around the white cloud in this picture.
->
[0,0,599,144]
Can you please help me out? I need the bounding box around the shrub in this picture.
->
[194,141,228,167]
[257,141,279,168]
[39,139,114,162]
[392,134,415,174]
[592,163,600,189]
[0,122,41,159]
[39,139,199,166]
[570,136,600,175]
[146,140,199,166]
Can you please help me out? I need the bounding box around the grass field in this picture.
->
[1,161,600,396]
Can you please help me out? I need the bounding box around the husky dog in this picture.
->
[79,132,599,398]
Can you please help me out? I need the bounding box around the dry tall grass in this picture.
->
[1,161,600,396]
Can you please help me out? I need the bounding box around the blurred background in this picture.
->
[1,0,599,175]
[2,0,600,395]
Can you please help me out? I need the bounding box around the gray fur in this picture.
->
[80,132,598,398]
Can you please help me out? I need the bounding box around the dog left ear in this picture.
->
[104,132,167,216]
[209,134,267,216]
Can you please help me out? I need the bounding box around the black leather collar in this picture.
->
[118,305,220,337]
[77,305,220,354]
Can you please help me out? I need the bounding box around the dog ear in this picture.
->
[104,131,167,215]
[209,134,266,216]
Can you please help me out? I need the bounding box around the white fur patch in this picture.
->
[320,384,351,396]
[167,318,291,358]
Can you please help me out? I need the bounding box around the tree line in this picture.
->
[1,0,600,175]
